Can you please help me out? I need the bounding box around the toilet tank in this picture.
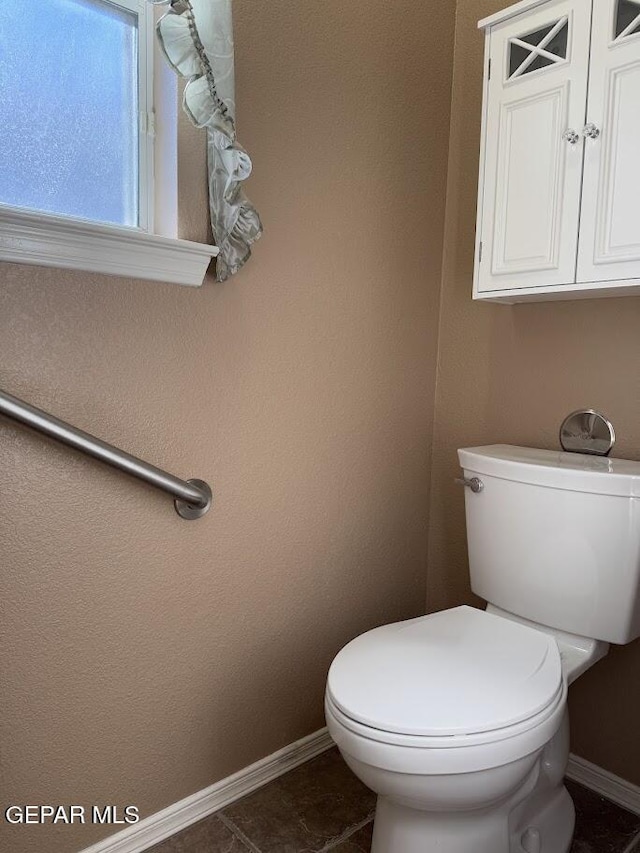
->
[458,445,640,645]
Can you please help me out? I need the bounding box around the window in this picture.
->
[0,0,218,286]
[507,17,569,80]
[0,0,153,229]
[615,0,640,41]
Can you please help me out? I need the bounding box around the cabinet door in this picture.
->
[475,0,591,295]
[577,0,640,283]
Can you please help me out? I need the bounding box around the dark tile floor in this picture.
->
[148,748,640,853]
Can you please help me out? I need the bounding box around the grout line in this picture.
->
[217,813,263,853]
[621,828,640,853]
[320,812,376,852]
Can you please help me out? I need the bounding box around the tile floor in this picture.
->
[148,748,640,853]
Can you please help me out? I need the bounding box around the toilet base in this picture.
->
[370,770,574,853]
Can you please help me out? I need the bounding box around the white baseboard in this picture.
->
[567,753,640,816]
[78,735,639,853]
[78,728,334,853]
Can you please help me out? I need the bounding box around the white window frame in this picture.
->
[0,0,218,287]
[132,0,154,233]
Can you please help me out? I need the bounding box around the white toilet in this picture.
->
[325,445,640,853]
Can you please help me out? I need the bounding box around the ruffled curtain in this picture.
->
[149,0,262,281]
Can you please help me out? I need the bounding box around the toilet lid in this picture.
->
[326,606,562,737]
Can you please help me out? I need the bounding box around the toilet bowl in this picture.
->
[325,445,640,853]
[326,606,574,853]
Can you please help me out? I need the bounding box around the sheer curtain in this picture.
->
[149,0,262,281]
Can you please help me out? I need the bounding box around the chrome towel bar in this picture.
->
[0,388,212,520]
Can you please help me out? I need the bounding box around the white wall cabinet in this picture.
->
[474,0,640,302]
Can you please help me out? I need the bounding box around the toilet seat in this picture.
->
[325,684,566,775]
[325,686,564,752]
[326,606,563,740]
[325,606,566,776]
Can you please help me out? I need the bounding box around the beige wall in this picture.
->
[0,3,455,852]
[429,0,640,786]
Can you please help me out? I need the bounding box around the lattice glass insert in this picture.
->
[0,0,139,227]
[508,18,569,79]
[615,0,640,40]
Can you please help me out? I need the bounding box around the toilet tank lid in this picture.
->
[459,445,640,497]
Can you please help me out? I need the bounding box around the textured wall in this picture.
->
[0,3,455,851]
[429,0,640,786]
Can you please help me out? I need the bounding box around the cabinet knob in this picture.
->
[582,122,601,140]
[562,129,580,145]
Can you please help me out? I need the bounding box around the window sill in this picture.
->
[0,206,219,287]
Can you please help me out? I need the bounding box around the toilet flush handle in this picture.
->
[454,476,484,493]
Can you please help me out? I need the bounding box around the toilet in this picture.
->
[325,445,640,853]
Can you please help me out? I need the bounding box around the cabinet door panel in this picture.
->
[494,84,568,273]
[476,0,591,294]
[578,0,640,282]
